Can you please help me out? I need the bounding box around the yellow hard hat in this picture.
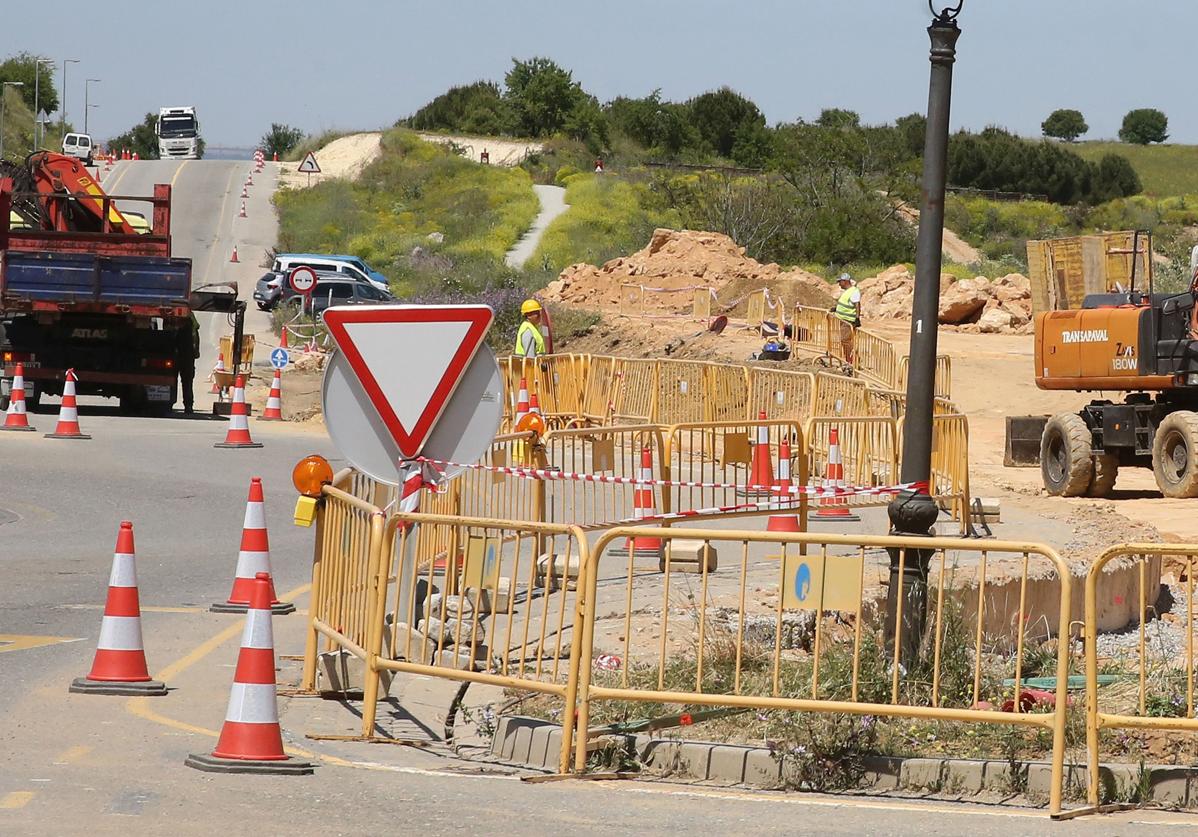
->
[521,299,542,315]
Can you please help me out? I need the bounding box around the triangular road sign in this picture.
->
[323,305,493,458]
[297,151,321,173]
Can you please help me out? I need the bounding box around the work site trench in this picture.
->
[296,479,1198,817]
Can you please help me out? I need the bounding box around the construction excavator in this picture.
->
[1035,233,1198,498]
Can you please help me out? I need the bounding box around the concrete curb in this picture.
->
[491,715,1198,807]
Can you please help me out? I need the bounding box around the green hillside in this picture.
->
[1073,141,1198,197]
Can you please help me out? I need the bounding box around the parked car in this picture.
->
[272,253,389,292]
[61,133,95,166]
[278,276,395,318]
[253,271,286,310]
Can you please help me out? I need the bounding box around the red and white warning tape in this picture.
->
[414,456,925,499]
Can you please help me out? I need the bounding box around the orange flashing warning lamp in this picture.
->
[514,411,546,437]
[293,454,334,528]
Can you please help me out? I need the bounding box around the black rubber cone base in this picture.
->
[1,425,37,432]
[210,601,296,615]
[214,441,264,449]
[184,752,314,775]
[45,433,92,440]
[811,511,862,523]
[70,677,167,696]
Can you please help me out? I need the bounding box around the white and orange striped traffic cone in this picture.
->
[513,377,530,428]
[813,427,860,522]
[238,200,247,218]
[259,369,283,421]
[230,245,240,263]
[214,375,263,449]
[70,522,167,696]
[45,369,91,440]
[614,447,662,560]
[240,183,249,199]
[738,411,774,497]
[211,478,294,614]
[767,440,801,533]
[186,573,313,775]
[210,352,227,395]
[2,363,37,432]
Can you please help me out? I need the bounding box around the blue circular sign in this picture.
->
[794,562,812,602]
[270,347,289,370]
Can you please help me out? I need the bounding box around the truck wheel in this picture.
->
[1041,413,1093,497]
[1088,453,1119,498]
[1153,411,1198,498]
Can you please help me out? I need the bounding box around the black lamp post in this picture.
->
[885,1,962,665]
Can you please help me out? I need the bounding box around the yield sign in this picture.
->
[322,305,493,459]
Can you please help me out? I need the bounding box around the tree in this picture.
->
[606,90,700,155]
[894,113,926,156]
[1041,108,1088,142]
[408,81,514,136]
[1091,153,1142,201]
[815,108,860,130]
[504,57,584,138]
[108,113,159,160]
[0,52,57,116]
[1119,108,1169,145]
[686,87,765,158]
[261,123,304,158]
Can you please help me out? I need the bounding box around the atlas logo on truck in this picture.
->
[157,107,201,159]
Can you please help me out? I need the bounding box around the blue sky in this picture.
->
[9,0,1196,147]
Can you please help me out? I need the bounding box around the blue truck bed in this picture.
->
[1,249,191,307]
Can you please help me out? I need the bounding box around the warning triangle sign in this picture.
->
[322,305,493,458]
[297,151,321,173]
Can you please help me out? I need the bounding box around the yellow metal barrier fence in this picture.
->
[1084,544,1189,807]
[612,359,656,424]
[812,371,871,417]
[576,527,1073,814]
[747,367,817,424]
[898,354,953,401]
[804,417,899,512]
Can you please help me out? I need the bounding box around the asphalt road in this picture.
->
[2,162,1195,834]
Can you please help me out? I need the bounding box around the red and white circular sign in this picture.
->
[289,266,317,295]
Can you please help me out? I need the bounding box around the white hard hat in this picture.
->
[837,273,854,284]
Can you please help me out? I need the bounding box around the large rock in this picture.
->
[977,307,1016,333]
[938,279,990,324]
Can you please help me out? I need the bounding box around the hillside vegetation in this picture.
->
[1072,141,1198,197]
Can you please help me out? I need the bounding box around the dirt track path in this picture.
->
[506,184,568,269]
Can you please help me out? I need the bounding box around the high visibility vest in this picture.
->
[515,320,546,357]
[834,287,858,324]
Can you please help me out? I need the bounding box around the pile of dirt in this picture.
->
[277,133,383,189]
[858,265,1034,334]
[543,229,834,314]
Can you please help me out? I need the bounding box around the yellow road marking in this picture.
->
[170,160,190,189]
[0,634,80,654]
[104,163,130,194]
[53,745,91,765]
[199,163,243,287]
[0,792,34,809]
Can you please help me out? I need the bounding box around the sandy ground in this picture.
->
[417,132,543,166]
[894,201,982,264]
[277,132,383,189]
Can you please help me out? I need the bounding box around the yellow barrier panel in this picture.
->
[747,367,816,424]
[898,354,953,401]
[745,289,766,330]
[709,363,753,423]
[792,305,836,359]
[812,371,871,417]
[575,527,1072,815]
[1084,544,1187,808]
[852,327,898,390]
[612,359,657,424]
[581,355,617,425]
[693,288,712,322]
[928,414,971,533]
[663,419,808,527]
[656,359,715,425]
[804,416,899,509]
[541,424,671,527]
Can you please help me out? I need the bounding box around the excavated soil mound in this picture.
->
[858,264,1034,334]
[543,229,834,315]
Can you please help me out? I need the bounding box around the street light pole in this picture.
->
[33,57,53,149]
[1,81,25,159]
[61,59,80,140]
[884,0,962,665]
[85,79,100,136]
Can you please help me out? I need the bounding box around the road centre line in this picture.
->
[199,162,242,288]
[52,746,91,765]
[0,635,83,654]
[0,792,34,810]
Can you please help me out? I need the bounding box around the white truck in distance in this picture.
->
[156,107,200,159]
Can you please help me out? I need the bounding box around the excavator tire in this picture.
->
[1087,453,1119,498]
[1041,412,1093,497]
[1152,411,1198,499]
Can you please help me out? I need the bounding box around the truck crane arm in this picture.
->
[0,151,136,235]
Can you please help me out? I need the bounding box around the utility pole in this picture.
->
[1,81,25,159]
[61,59,80,141]
[884,1,962,665]
[85,79,101,136]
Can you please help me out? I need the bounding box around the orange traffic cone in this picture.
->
[211,352,227,395]
[230,245,240,263]
[3,362,37,432]
[615,448,662,559]
[238,200,247,218]
[259,369,283,421]
[187,573,313,774]
[246,171,254,186]
[212,478,294,615]
[279,328,289,350]
[45,369,91,439]
[513,377,530,428]
[70,522,167,696]
[272,151,278,162]
[813,427,860,522]
[240,184,249,199]
[214,375,262,449]
[767,440,801,533]
[739,411,774,496]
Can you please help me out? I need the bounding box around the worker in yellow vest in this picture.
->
[832,273,861,366]
[515,299,546,359]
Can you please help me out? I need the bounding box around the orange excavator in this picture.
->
[1,151,138,235]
